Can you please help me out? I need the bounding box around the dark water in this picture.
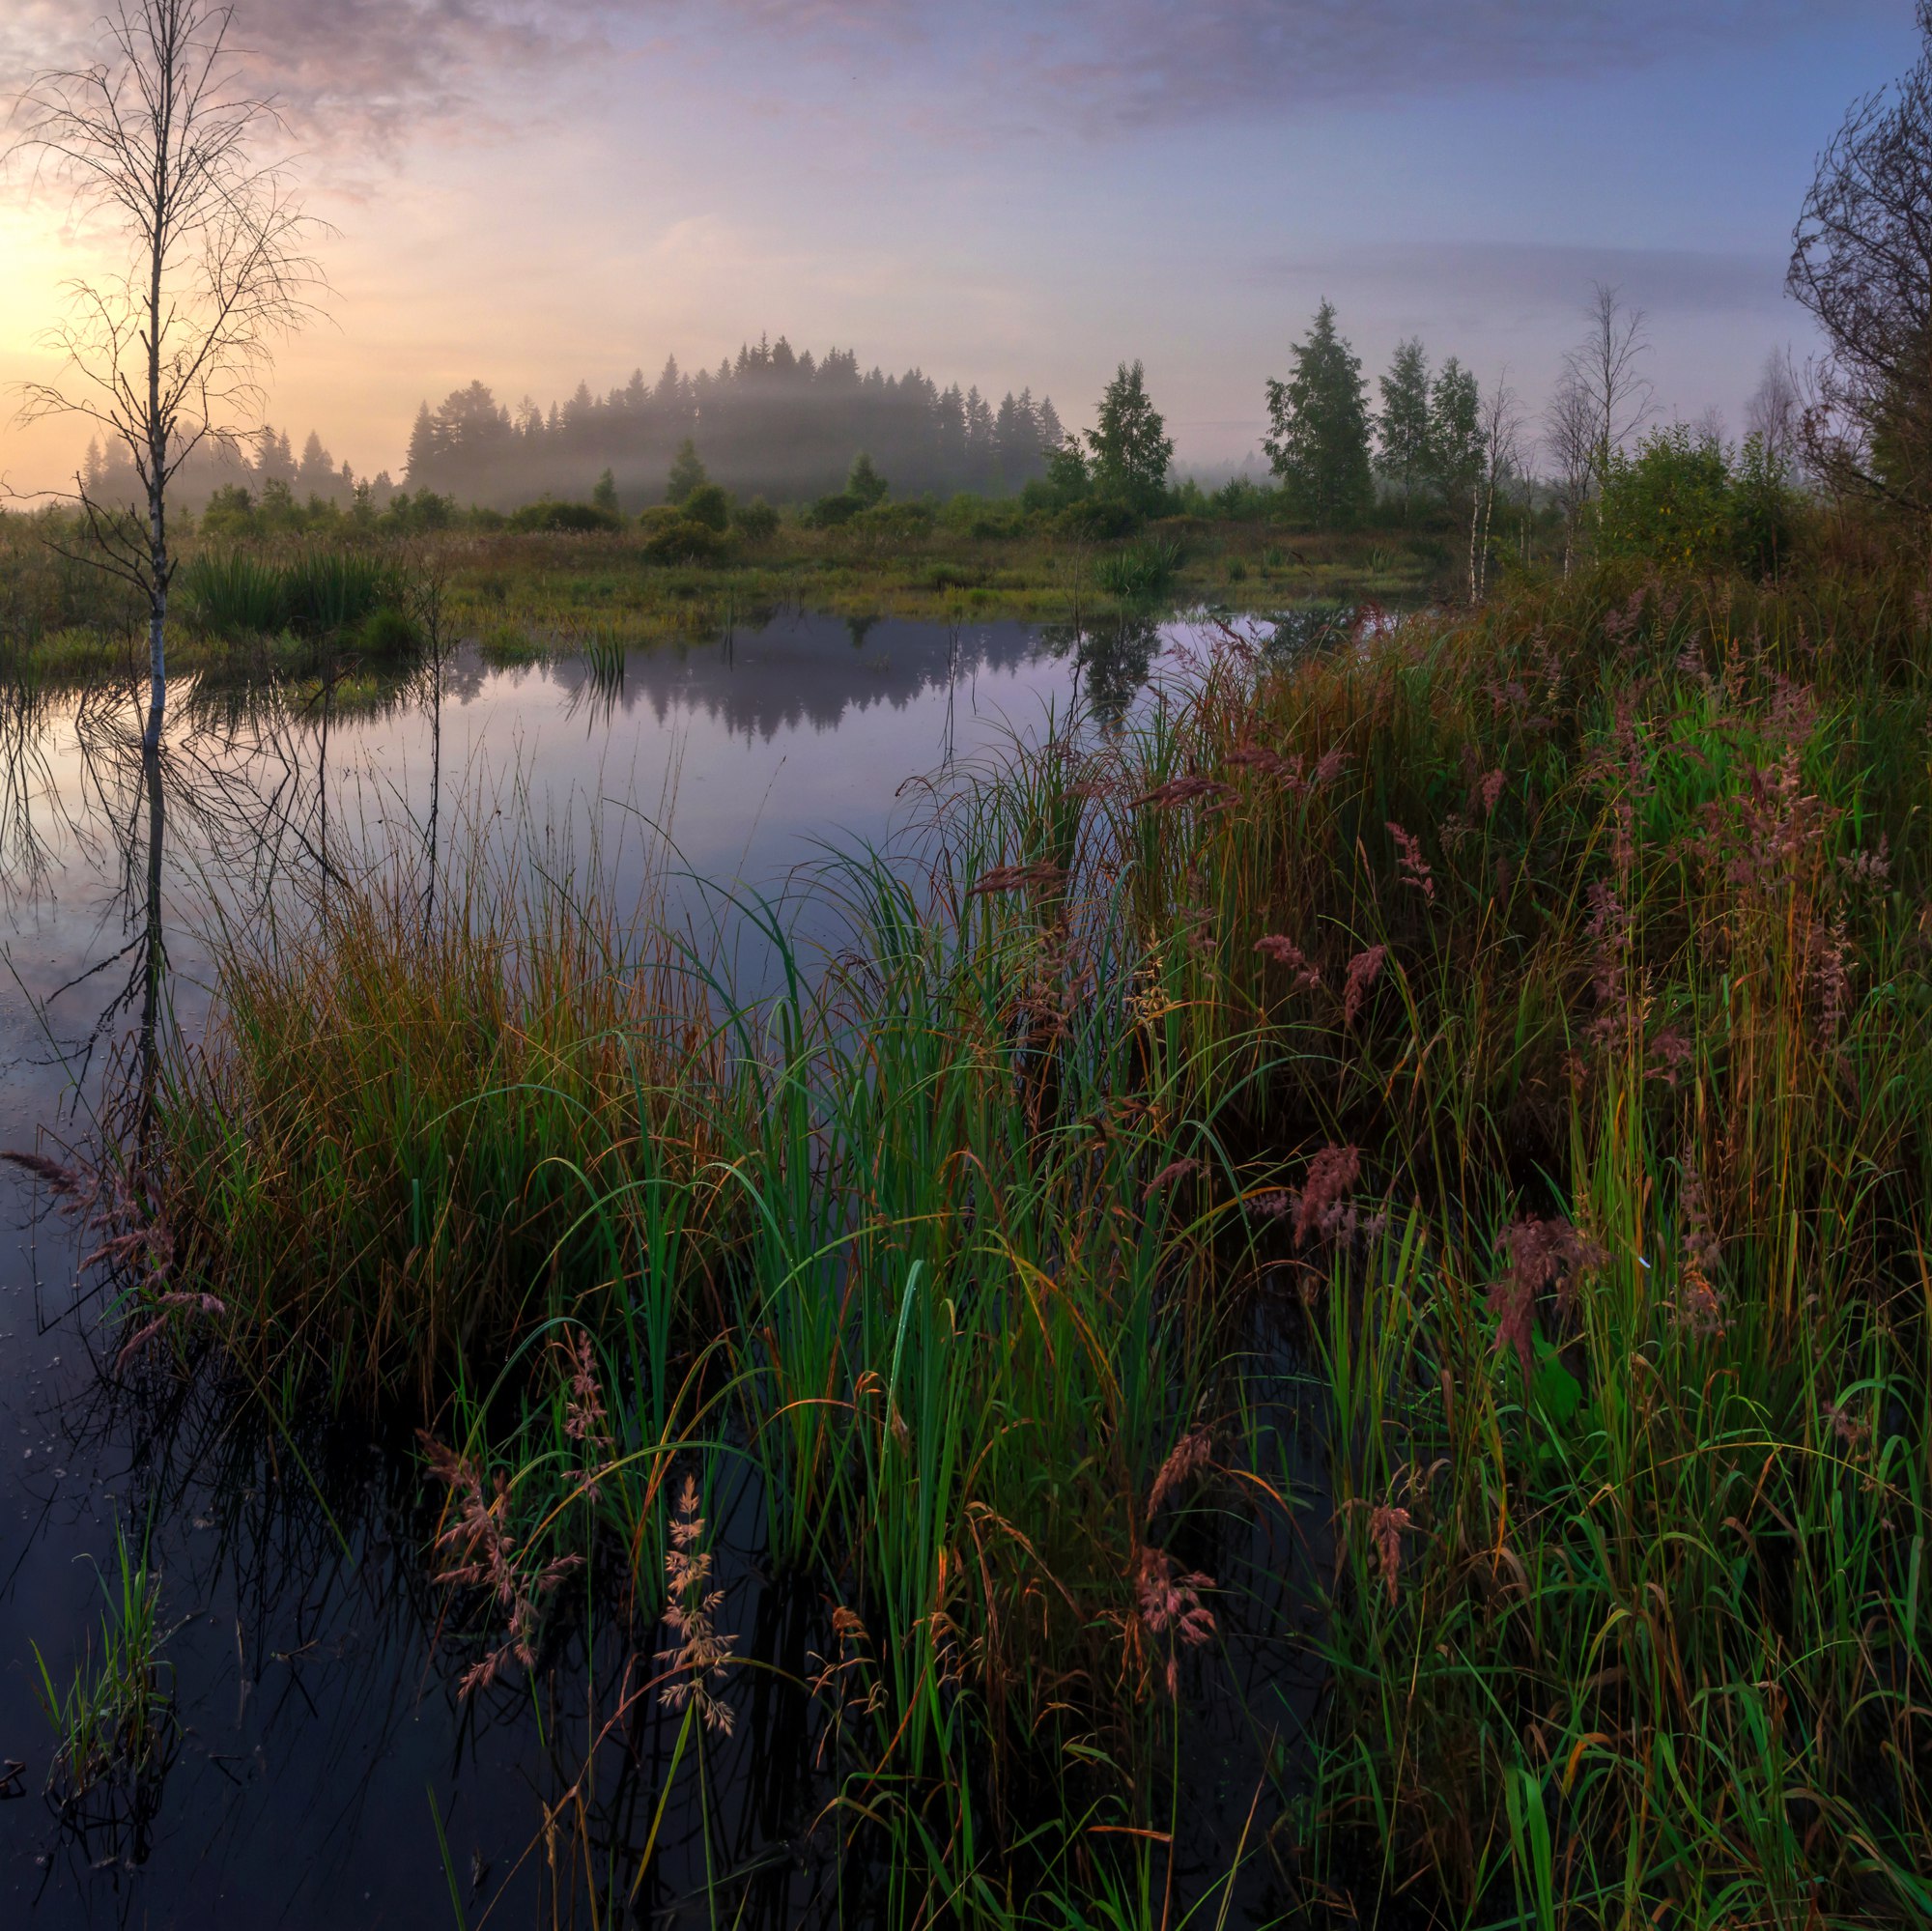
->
[0,609,1326,1924]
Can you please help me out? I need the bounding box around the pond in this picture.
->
[0,606,1337,1925]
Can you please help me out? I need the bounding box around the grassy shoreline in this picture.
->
[80,552,1932,1921]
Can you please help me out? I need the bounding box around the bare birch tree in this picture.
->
[1744,349,1806,474]
[12,1,324,755]
[1470,374,1524,601]
[1544,369,1597,573]
[1562,282,1657,489]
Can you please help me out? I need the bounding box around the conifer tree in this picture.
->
[1264,301,1374,528]
[592,469,619,515]
[846,450,889,506]
[666,438,707,504]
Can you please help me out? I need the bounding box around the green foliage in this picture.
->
[1265,299,1376,528]
[181,550,285,635]
[846,450,890,507]
[1092,536,1182,598]
[1086,359,1174,512]
[639,512,730,562]
[33,1520,177,1810]
[1596,425,1798,574]
[666,438,707,505]
[590,468,620,516]
[353,605,420,660]
[680,481,731,532]
[805,490,863,528]
[729,494,781,539]
[1376,337,1433,516]
[182,547,397,638]
[507,498,622,533]
[1426,355,1483,507]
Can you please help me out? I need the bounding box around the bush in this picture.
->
[1597,426,1798,576]
[1054,497,1141,542]
[805,492,862,529]
[641,516,729,564]
[353,606,419,660]
[508,498,622,534]
[850,501,936,542]
[681,482,731,532]
[730,496,781,540]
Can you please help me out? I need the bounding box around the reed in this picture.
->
[133,554,1932,1921]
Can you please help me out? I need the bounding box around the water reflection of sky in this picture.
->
[0,610,1224,1927]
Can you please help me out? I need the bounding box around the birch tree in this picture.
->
[13,1,323,754]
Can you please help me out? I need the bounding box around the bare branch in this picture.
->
[8,0,329,753]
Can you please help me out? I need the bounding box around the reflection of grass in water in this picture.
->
[116,555,1932,1921]
[32,1519,178,1810]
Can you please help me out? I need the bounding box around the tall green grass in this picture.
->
[135,557,1932,1921]
[181,545,401,640]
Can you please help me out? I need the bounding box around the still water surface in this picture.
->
[0,609,1317,1923]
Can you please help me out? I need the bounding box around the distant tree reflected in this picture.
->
[1038,611,1163,725]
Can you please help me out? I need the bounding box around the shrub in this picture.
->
[641,516,729,564]
[730,496,781,540]
[1055,497,1141,542]
[805,491,862,529]
[353,606,419,659]
[508,498,622,534]
[681,482,731,532]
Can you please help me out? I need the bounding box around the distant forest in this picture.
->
[78,335,1065,515]
[404,338,1065,508]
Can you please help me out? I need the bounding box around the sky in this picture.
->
[0,0,1924,490]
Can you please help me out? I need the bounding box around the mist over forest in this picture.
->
[79,334,1065,515]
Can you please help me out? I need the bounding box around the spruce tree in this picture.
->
[404,402,438,488]
[1264,301,1374,528]
[1087,359,1174,511]
[847,450,889,506]
[666,438,707,504]
[1376,339,1432,520]
[591,468,619,515]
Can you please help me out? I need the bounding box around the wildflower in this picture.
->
[969,860,1068,896]
[1386,822,1435,902]
[1487,1218,1602,1385]
[114,1291,227,1372]
[1147,1428,1213,1520]
[1131,774,1236,811]
[1135,1547,1215,1698]
[0,1150,85,1197]
[1646,1026,1692,1087]
[1367,1503,1413,1604]
[1823,1398,1871,1452]
[657,1475,737,1736]
[557,1330,615,1500]
[421,1434,583,1698]
[1254,933,1321,992]
[1310,747,1350,789]
[1342,946,1386,1027]
[1143,1156,1200,1200]
[1293,1144,1362,1249]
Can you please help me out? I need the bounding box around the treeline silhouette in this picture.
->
[73,334,1065,517]
[405,337,1065,510]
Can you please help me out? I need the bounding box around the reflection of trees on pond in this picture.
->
[1038,611,1164,725]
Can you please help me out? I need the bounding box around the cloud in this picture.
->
[1258,241,1790,321]
[7,0,1894,155]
